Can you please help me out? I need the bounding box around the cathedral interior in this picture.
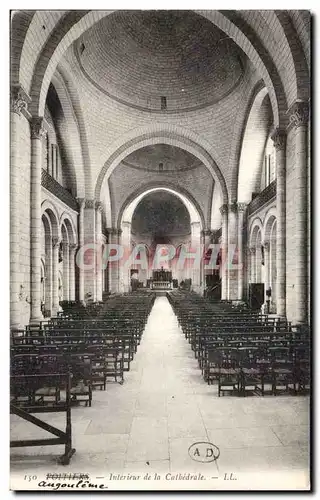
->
[10,10,311,491]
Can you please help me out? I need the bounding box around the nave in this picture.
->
[11,297,309,490]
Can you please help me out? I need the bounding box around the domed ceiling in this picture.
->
[123,145,203,172]
[76,10,246,112]
[132,191,190,236]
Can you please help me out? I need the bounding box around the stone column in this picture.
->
[249,247,256,283]
[263,241,270,291]
[107,228,122,293]
[288,101,309,323]
[220,204,228,300]
[69,244,77,301]
[190,221,202,293]
[62,242,69,301]
[227,202,238,300]
[52,237,60,315]
[120,221,131,293]
[271,128,286,317]
[83,199,96,301]
[10,86,30,328]
[44,242,52,316]
[30,117,46,323]
[263,241,270,306]
[77,198,85,302]
[95,201,103,301]
[104,232,109,295]
[201,229,212,291]
[237,203,247,300]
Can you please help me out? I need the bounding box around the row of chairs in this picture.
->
[10,292,156,464]
[168,290,310,397]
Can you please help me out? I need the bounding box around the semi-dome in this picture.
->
[123,145,203,172]
[131,191,191,236]
[76,10,246,112]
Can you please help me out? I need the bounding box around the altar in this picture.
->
[149,268,173,290]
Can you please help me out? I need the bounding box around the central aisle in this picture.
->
[11,296,309,487]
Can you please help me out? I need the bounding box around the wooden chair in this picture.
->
[270,347,296,396]
[217,348,242,397]
[240,348,265,397]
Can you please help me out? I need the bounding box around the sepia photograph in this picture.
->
[9,8,311,491]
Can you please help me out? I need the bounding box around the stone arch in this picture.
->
[41,200,60,239]
[198,10,285,127]
[249,217,263,247]
[119,186,202,293]
[61,222,69,243]
[238,87,273,203]
[28,11,112,116]
[41,210,52,241]
[54,63,93,197]
[59,212,77,245]
[275,11,310,104]
[231,80,266,201]
[210,182,223,231]
[266,215,277,309]
[41,210,54,316]
[40,257,46,305]
[254,228,263,283]
[95,126,229,211]
[118,184,204,231]
[263,207,277,243]
[50,71,85,197]
[288,11,311,72]
[14,11,66,91]
[10,11,35,85]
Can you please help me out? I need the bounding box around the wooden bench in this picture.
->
[10,362,76,465]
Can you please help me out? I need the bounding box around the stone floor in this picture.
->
[10,297,310,491]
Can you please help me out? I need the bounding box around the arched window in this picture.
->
[51,144,59,179]
[262,136,276,190]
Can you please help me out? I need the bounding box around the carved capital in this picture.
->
[84,199,95,209]
[77,197,86,210]
[211,229,222,243]
[69,243,78,252]
[106,227,122,236]
[11,85,30,116]
[122,221,131,229]
[263,241,270,251]
[237,202,247,213]
[249,247,256,255]
[95,201,103,212]
[52,237,61,249]
[30,117,46,140]
[287,100,309,130]
[271,128,286,151]
[201,229,212,237]
[229,201,238,213]
[219,204,228,215]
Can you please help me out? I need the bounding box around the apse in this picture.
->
[131,191,190,242]
[131,191,191,284]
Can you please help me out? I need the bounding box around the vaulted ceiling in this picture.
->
[76,10,246,112]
